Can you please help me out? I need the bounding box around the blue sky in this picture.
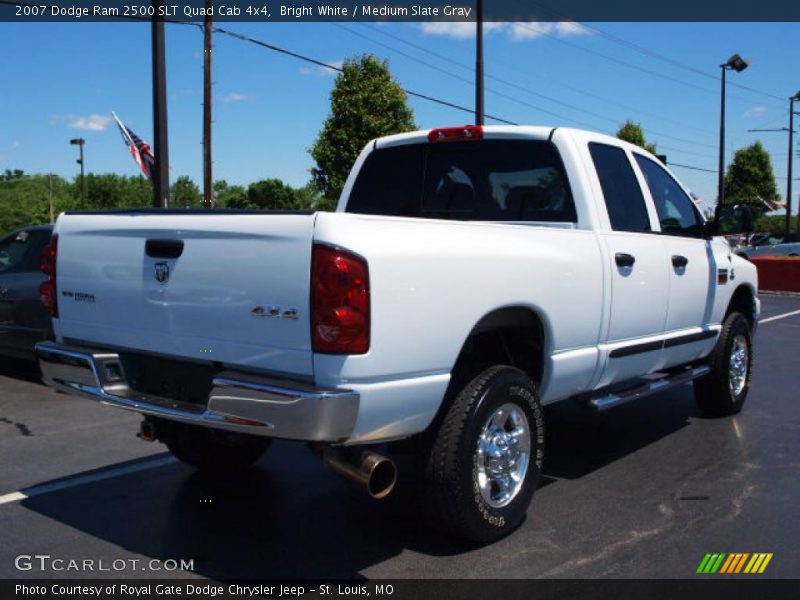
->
[0,20,797,209]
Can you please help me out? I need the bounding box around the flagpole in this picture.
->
[111,112,134,147]
[203,0,213,208]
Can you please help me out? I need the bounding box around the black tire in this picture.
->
[424,365,544,543]
[694,312,753,417]
[164,424,271,472]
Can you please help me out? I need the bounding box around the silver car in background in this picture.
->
[738,233,800,260]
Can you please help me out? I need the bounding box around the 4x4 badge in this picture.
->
[154,262,170,284]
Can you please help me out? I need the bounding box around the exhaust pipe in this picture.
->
[321,447,397,499]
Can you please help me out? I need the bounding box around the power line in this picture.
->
[575,23,787,103]
[209,24,518,125]
[361,22,718,137]
[516,22,786,112]
[337,23,719,152]
[518,2,788,106]
[670,162,717,174]
[187,23,792,182]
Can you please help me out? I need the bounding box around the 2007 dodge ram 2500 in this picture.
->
[36,126,758,542]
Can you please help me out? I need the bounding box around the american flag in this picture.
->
[112,112,154,179]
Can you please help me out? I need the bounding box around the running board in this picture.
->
[585,366,711,411]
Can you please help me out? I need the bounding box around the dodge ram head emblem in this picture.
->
[154,262,170,284]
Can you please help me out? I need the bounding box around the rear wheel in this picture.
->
[694,312,753,417]
[163,424,271,472]
[424,365,544,543]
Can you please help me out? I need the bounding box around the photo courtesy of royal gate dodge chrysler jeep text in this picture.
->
[35,125,757,542]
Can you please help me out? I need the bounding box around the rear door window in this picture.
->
[346,140,576,222]
[589,143,652,233]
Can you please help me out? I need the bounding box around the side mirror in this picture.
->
[712,203,754,236]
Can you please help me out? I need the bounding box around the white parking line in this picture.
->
[0,455,177,507]
[759,309,800,324]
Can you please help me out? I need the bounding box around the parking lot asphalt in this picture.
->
[1,294,799,580]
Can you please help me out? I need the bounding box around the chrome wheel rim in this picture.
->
[475,403,531,508]
[728,333,749,397]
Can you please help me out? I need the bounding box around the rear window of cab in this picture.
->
[345,140,577,223]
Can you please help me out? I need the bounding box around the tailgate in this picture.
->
[54,212,316,377]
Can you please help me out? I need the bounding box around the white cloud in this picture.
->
[418,22,479,40]
[418,21,591,41]
[10,140,21,149]
[68,114,111,131]
[506,22,553,41]
[219,92,254,103]
[299,60,343,77]
[745,105,768,118]
[555,21,592,36]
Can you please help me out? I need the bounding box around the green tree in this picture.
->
[79,173,151,210]
[723,141,779,218]
[242,179,300,210]
[753,214,787,233]
[213,180,247,208]
[0,173,75,234]
[616,120,657,154]
[294,183,324,210]
[1,169,25,181]
[310,54,416,210]
[170,176,202,208]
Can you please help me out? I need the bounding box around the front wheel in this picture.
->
[694,312,753,417]
[424,366,544,543]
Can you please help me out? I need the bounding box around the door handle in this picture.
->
[145,239,184,259]
[615,253,636,268]
[671,255,689,268]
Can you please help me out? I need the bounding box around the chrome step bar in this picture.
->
[585,365,711,411]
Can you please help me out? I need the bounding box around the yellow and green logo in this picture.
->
[696,553,773,574]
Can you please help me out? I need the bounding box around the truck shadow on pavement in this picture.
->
[18,386,699,579]
[0,357,42,384]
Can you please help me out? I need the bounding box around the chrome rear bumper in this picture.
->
[35,341,359,442]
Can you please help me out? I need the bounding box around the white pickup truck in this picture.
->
[36,126,758,542]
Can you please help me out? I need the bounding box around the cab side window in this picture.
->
[589,143,651,233]
[634,154,703,237]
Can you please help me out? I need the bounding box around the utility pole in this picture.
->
[203,0,213,208]
[151,0,170,208]
[474,0,484,126]
[789,91,799,237]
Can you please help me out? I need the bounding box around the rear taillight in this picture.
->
[39,234,58,317]
[311,244,370,354]
[427,125,483,143]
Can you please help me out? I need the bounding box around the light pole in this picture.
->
[69,137,85,208]
[790,91,800,238]
[716,53,750,223]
